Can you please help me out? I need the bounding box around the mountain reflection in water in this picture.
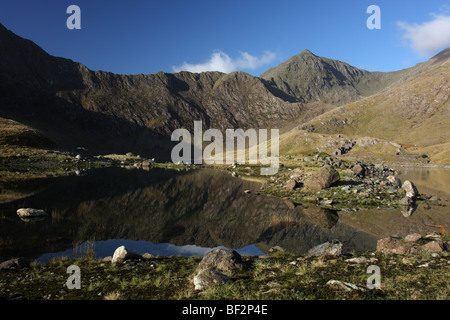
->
[0,167,392,262]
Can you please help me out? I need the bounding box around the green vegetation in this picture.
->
[0,251,448,300]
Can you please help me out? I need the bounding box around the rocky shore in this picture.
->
[0,235,448,300]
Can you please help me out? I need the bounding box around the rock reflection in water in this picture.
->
[0,167,377,261]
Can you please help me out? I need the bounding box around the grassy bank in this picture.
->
[0,249,448,300]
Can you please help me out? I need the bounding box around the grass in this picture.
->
[0,250,448,300]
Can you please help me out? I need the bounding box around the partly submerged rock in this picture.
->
[402,180,419,199]
[303,166,340,191]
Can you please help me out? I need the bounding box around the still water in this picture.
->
[0,166,448,263]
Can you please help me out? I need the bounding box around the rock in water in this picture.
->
[198,248,243,272]
[16,208,48,218]
[402,180,419,198]
[193,268,232,290]
[307,240,342,256]
[303,166,340,191]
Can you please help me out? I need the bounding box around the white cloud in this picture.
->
[172,50,276,73]
[397,14,450,57]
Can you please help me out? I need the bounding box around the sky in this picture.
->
[0,0,449,76]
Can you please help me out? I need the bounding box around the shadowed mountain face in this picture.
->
[0,167,378,260]
[0,24,305,158]
[1,23,448,160]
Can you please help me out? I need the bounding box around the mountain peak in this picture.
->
[298,49,317,57]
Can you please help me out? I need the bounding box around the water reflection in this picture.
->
[0,167,378,261]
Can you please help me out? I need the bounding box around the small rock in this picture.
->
[284,180,297,191]
[422,241,446,252]
[404,233,422,242]
[345,257,369,264]
[308,240,342,256]
[269,246,284,253]
[142,253,154,259]
[193,268,232,290]
[326,280,366,291]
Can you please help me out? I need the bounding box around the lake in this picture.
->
[0,165,448,263]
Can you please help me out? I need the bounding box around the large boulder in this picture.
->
[376,237,412,255]
[198,249,243,272]
[303,166,340,191]
[193,268,232,290]
[402,180,419,199]
[307,240,342,256]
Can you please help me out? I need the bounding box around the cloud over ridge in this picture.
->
[397,14,450,56]
[172,50,276,73]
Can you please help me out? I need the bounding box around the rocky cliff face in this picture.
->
[261,49,412,106]
[0,24,304,158]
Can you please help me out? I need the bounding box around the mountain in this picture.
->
[261,49,414,106]
[0,23,448,162]
[0,24,304,158]
[284,48,450,163]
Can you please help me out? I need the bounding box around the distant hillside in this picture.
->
[290,49,450,163]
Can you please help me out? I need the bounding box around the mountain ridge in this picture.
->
[0,23,448,161]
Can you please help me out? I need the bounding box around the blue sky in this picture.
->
[0,0,449,75]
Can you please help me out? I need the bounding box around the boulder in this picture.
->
[198,248,243,272]
[326,280,366,291]
[402,180,419,199]
[422,241,447,252]
[307,240,342,256]
[16,208,48,218]
[284,179,297,191]
[303,166,340,191]
[352,164,365,176]
[404,233,422,242]
[111,246,143,265]
[193,268,232,290]
[376,237,412,255]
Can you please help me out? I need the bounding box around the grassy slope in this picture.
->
[277,58,450,164]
